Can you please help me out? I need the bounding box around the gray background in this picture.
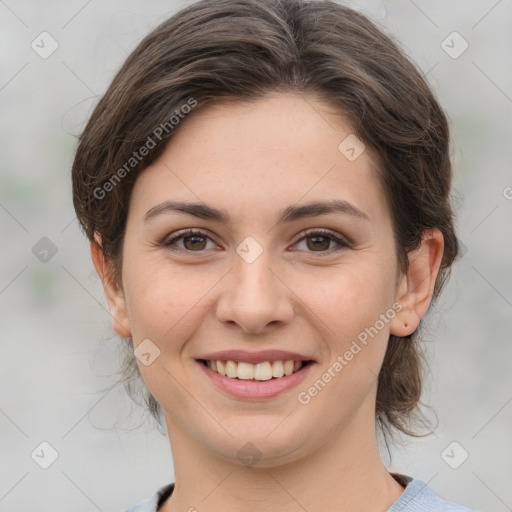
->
[1,0,511,511]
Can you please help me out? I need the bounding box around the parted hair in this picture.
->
[72,0,457,443]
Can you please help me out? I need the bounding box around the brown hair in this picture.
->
[72,0,457,442]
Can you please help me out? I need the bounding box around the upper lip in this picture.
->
[197,350,316,364]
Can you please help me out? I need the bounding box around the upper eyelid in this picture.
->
[294,227,351,245]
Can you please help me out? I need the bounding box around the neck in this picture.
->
[160,401,405,512]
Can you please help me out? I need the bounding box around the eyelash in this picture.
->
[161,228,351,255]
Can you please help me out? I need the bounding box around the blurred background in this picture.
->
[1,0,511,510]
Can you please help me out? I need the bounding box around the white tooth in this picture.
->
[237,362,255,380]
[254,362,273,381]
[271,360,285,378]
[283,360,294,376]
[216,360,226,376]
[225,360,238,378]
[211,360,301,380]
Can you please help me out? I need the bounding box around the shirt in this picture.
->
[124,473,478,511]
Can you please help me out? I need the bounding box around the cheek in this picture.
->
[298,261,394,332]
[123,251,216,342]
[293,262,395,383]
[121,254,211,405]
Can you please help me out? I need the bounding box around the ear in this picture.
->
[390,229,444,337]
[90,233,132,338]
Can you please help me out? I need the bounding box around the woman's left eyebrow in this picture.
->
[143,199,370,224]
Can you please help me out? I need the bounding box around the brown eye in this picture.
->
[163,229,215,252]
[306,235,332,251]
[182,234,207,251]
[293,229,350,254]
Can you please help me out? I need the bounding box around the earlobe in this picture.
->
[90,234,132,338]
[390,229,444,337]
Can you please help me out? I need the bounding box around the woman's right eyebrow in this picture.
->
[143,199,370,225]
[144,200,229,224]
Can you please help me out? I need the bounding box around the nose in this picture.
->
[215,251,294,334]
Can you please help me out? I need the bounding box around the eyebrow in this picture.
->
[143,199,370,225]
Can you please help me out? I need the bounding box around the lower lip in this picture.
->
[196,360,315,399]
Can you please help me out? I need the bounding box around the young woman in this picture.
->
[71,0,478,510]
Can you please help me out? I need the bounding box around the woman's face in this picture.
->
[110,93,408,466]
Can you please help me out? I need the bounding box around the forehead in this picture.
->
[129,93,390,227]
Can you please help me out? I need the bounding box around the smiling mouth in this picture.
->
[198,359,314,381]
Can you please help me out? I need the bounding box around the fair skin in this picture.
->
[91,93,443,512]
